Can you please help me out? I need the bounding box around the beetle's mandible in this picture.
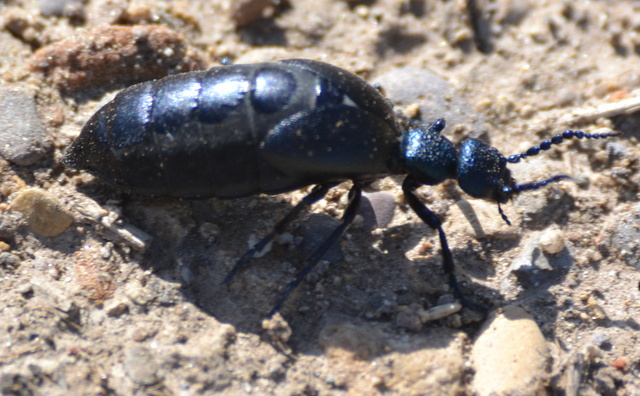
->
[64,59,618,315]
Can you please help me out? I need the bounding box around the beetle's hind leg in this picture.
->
[402,176,488,313]
[222,184,334,285]
[269,183,363,316]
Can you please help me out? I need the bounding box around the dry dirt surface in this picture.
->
[1,0,639,395]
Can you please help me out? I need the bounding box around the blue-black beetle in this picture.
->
[64,59,618,315]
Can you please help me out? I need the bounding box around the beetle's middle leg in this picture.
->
[269,183,363,316]
[222,183,335,285]
[402,176,487,313]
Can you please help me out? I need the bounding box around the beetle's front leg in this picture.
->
[402,176,487,312]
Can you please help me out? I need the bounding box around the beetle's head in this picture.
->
[457,138,517,204]
[456,137,591,225]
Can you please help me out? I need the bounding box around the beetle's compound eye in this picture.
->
[457,138,516,203]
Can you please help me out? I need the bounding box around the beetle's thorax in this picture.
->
[399,119,518,205]
[401,121,457,186]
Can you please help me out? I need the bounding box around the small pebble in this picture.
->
[395,308,422,331]
[509,231,572,288]
[262,313,292,352]
[231,0,273,27]
[418,302,462,323]
[124,346,160,386]
[0,252,20,268]
[591,332,611,349]
[611,358,628,372]
[496,0,531,25]
[10,188,74,237]
[26,358,60,376]
[539,227,565,255]
[16,283,34,298]
[0,211,21,239]
[105,301,128,317]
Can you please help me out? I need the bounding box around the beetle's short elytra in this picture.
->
[64,59,618,315]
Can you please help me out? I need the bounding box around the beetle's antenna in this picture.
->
[512,174,572,194]
[497,203,510,226]
[507,130,620,164]
[495,129,618,226]
[498,175,573,226]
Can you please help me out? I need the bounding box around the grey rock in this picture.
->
[610,203,640,268]
[360,191,395,230]
[39,0,84,17]
[0,88,47,166]
[591,332,612,350]
[39,0,67,15]
[509,231,572,287]
[0,252,21,269]
[374,67,489,141]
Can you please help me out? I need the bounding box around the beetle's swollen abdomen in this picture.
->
[64,60,401,198]
[64,65,291,197]
[63,70,247,196]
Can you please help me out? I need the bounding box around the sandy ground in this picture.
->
[0,0,639,394]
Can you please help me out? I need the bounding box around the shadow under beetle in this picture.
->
[63,59,618,316]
